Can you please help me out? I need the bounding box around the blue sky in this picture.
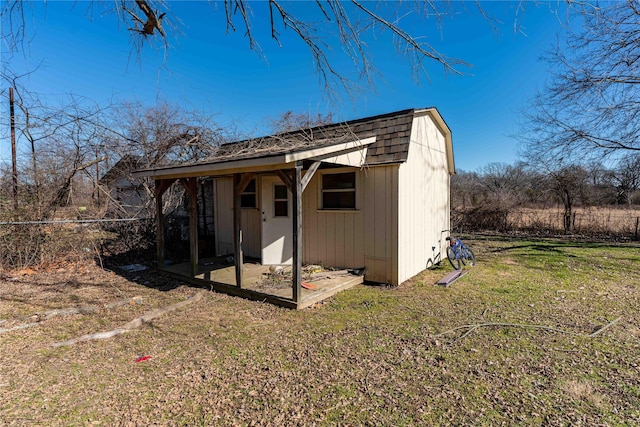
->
[2,1,570,171]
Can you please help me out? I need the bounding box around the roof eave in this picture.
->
[132,136,376,180]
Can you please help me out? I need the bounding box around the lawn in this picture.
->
[1,235,639,426]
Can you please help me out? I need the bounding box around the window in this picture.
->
[322,172,356,209]
[240,179,256,208]
[273,184,289,217]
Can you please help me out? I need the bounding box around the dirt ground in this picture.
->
[1,237,639,426]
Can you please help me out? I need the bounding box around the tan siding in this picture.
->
[213,177,261,258]
[323,212,341,267]
[334,213,345,267]
[353,177,365,268]
[302,175,319,264]
[344,213,355,268]
[362,165,399,284]
[213,177,233,256]
[301,168,365,270]
[397,114,451,284]
[240,209,261,258]
[390,166,399,283]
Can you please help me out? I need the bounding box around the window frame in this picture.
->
[320,170,357,210]
[240,178,257,209]
[273,183,289,217]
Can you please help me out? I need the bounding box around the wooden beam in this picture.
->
[233,173,244,288]
[275,169,294,192]
[292,163,303,303]
[133,137,375,180]
[156,178,176,198]
[236,172,255,194]
[301,161,321,193]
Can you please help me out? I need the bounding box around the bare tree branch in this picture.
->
[520,1,640,163]
[2,1,505,100]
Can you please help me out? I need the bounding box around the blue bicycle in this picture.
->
[446,234,476,270]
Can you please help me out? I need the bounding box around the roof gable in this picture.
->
[100,155,143,184]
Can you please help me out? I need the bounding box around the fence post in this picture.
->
[635,217,639,241]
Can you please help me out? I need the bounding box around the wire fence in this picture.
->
[0,218,143,226]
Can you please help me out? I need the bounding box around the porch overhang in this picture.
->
[135,135,376,309]
[132,136,376,180]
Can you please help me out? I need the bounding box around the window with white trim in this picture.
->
[322,172,356,209]
[273,184,289,217]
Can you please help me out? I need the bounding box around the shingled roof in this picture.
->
[213,108,417,166]
[133,107,454,179]
[99,154,143,184]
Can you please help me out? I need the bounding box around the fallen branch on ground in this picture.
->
[0,322,40,335]
[36,296,145,321]
[589,316,622,337]
[0,297,144,336]
[51,291,205,347]
[435,318,623,342]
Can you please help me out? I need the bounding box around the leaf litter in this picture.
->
[0,236,639,425]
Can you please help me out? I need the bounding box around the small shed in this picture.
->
[99,155,146,212]
[133,108,455,307]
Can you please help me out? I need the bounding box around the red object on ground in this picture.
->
[135,355,151,362]
[301,281,317,290]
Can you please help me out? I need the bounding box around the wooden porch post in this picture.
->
[292,162,303,303]
[233,173,244,288]
[231,173,255,288]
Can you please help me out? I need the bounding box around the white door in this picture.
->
[261,176,293,265]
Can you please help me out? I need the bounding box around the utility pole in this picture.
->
[10,87,18,211]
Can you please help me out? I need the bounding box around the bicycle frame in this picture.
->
[444,231,476,270]
[447,237,465,259]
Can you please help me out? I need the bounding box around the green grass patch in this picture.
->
[1,235,639,425]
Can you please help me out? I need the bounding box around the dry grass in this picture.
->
[508,206,640,236]
[1,236,639,425]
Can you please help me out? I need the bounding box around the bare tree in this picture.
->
[95,100,230,219]
[584,160,619,206]
[452,162,537,231]
[0,71,114,219]
[268,110,334,134]
[0,1,529,98]
[450,169,481,210]
[478,162,530,206]
[105,100,225,166]
[1,68,225,220]
[124,0,167,37]
[520,1,640,163]
[548,165,589,233]
[612,153,640,206]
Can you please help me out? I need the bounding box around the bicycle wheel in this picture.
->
[446,246,461,270]
[461,247,476,267]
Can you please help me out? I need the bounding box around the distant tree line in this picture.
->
[495,1,640,239]
[452,158,640,238]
